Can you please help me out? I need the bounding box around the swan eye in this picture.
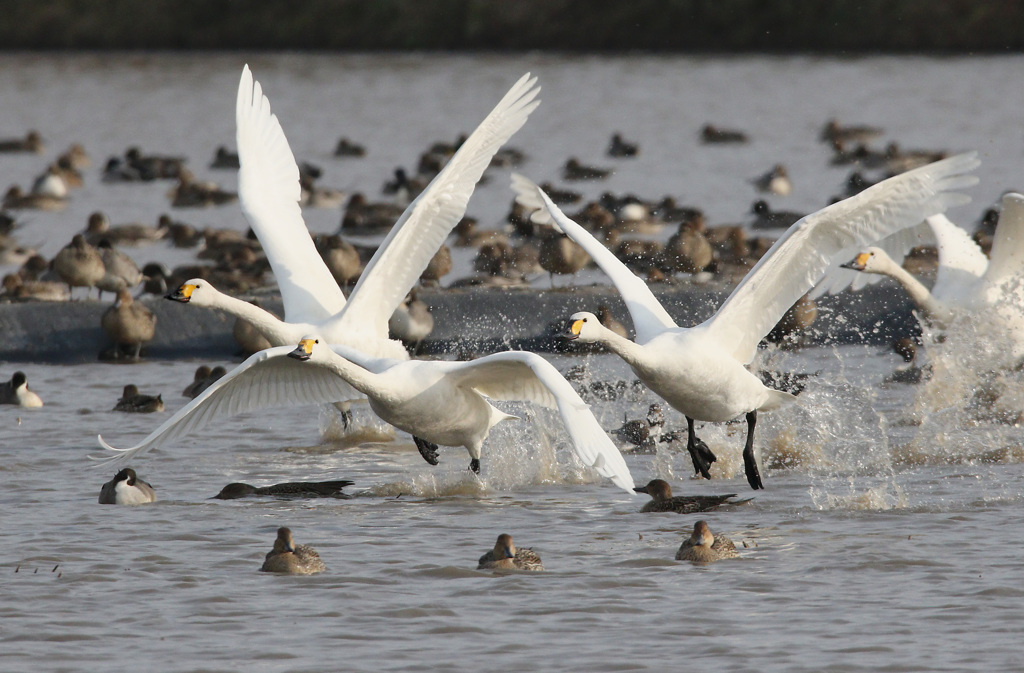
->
[315,339,320,344]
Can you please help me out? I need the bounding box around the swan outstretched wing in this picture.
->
[926,213,988,301]
[236,65,346,324]
[444,351,636,493]
[510,174,677,343]
[984,192,1024,287]
[332,74,541,340]
[708,152,979,364]
[93,346,360,466]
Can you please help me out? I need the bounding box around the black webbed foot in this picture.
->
[686,417,716,479]
[414,436,440,466]
[469,458,481,474]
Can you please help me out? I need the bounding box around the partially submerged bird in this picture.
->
[96,338,635,494]
[182,365,227,399]
[633,479,746,514]
[113,384,164,413]
[613,403,664,452]
[260,527,325,574]
[477,533,543,571]
[675,520,739,562]
[214,479,353,499]
[607,133,639,158]
[512,154,978,490]
[0,371,43,407]
[98,467,157,505]
[751,164,792,196]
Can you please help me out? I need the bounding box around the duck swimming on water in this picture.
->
[260,527,325,574]
[633,479,747,514]
[214,480,353,499]
[675,520,738,562]
[477,533,543,571]
[98,467,156,505]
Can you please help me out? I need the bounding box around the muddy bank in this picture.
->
[1,282,916,363]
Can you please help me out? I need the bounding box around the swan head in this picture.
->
[166,278,217,305]
[493,533,516,559]
[563,311,603,343]
[840,246,891,274]
[288,337,322,362]
[690,520,714,548]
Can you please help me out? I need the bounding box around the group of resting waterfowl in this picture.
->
[6,64,1023,573]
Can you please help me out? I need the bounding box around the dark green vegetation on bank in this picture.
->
[1,0,1021,52]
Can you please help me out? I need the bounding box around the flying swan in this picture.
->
[510,152,978,489]
[839,193,1024,355]
[98,65,538,454]
[166,64,540,389]
[96,338,635,494]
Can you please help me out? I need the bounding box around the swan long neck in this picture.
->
[209,291,292,345]
[876,257,949,323]
[318,352,381,397]
[593,324,648,367]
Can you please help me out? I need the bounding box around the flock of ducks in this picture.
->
[6,63,1022,573]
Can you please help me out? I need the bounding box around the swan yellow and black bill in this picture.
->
[166,283,195,302]
[562,318,584,340]
[840,252,870,270]
[289,338,317,361]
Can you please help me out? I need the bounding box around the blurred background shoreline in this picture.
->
[2,0,1022,53]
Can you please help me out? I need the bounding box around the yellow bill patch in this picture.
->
[854,252,871,267]
[571,319,584,336]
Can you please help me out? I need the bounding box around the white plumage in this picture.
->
[839,192,1024,354]
[97,339,635,494]
[511,153,978,490]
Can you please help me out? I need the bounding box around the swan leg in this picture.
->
[743,410,764,490]
[469,458,480,473]
[413,436,440,466]
[332,402,353,429]
[685,416,716,479]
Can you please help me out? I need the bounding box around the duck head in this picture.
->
[493,533,516,559]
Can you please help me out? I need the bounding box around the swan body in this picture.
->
[841,193,1024,350]
[512,152,978,489]
[95,338,634,493]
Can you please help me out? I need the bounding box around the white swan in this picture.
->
[98,65,538,442]
[167,65,539,360]
[840,193,1024,342]
[511,152,978,489]
[96,338,635,494]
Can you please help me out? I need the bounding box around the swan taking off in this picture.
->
[167,65,539,359]
[96,338,635,494]
[840,193,1024,356]
[511,152,978,490]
